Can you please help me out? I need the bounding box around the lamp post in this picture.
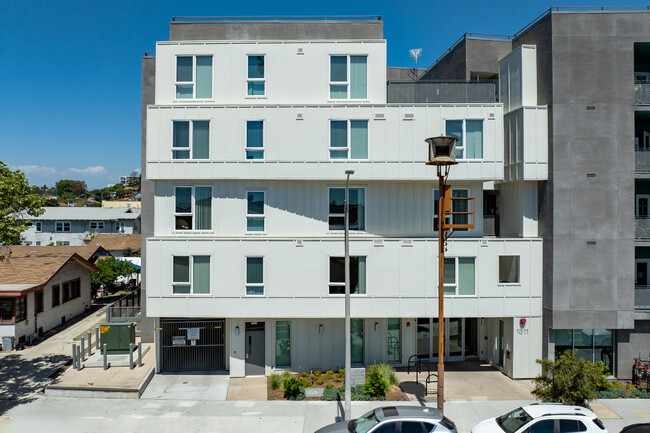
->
[425,136,458,413]
[344,168,354,420]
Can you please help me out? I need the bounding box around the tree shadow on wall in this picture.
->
[0,353,70,415]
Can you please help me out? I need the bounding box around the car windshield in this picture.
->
[496,408,533,433]
[353,409,380,433]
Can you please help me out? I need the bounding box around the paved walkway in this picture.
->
[141,371,230,400]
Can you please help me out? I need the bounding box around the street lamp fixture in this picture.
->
[344,168,354,421]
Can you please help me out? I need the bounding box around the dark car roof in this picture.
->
[620,423,650,433]
[376,406,443,422]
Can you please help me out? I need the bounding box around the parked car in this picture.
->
[315,405,457,433]
[472,404,607,433]
[620,424,650,433]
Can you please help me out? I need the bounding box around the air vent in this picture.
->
[401,239,413,247]
[586,241,597,246]
[374,239,384,247]
[296,113,303,120]
[586,106,596,111]
[403,113,414,120]
[480,239,488,247]
[297,47,304,55]
[586,173,596,178]
[374,113,385,120]
[489,113,495,118]
[295,239,304,247]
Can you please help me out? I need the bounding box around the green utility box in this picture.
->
[100,322,136,354]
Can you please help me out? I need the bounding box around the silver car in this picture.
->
[314,405,458,433]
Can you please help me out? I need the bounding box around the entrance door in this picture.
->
[483,191,499,236]
[446,318,463,359]
[245,322,265,376]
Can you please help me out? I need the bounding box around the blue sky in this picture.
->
[0,0,634,189]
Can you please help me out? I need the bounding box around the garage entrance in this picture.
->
[160,318,225,372]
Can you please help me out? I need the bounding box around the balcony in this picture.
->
[386,81,496,103]
[635,150,650,172]
[635,217,650,239]
[635,285,650,310]
[635,83,650,105]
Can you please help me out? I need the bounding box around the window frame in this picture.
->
[55,221,71,232]
[89,221,104,230]
[174,54,213,100]
[245,256,265,296]
[173,185,213,232]
[246,54,266,97]
[275,320,291,368]
[444,118,484,160]
[498,255,521,285]
[52,284,60,308]
[15,296,27,323]
[328,255,367,295]
[171,120,211,160]
[246,190,266,233]
[328,187,366,232]
[329,54,368,100]
[433,188,470,232]
[61,279,81,302]
[171,255,212,295]
[34,289,44,314]
[0,297,14,323]
[443,256,476,297]
[34,221,42,232]
[329,119,369,160]
[245,120,265,160]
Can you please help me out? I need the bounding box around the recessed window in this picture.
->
[15,297,26,322]
[52,284,60,307]
[246,191,265,232]
[445,119,484,159]
[245,121,264,160]
[172,256,211,295]
[35,290,44,314]
[330,55,367,99]
[174,186,212,231]
[62,279,80,301]
[172,120,210,159]
[275,320,291,367]
[443,257,475,296]
[55,221,71,232]
[0,298,13,322]
[329,256,366,295]
[329,187,365,231]
[247,55,265,96]
[330,120,368,159]
[246,257,264,296]
[176,55,213,99]
[433,188,469,232]
[499,256,520,283]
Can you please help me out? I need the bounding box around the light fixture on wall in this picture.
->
[375,322,379,331]
[319,324,323,334]
[235,326,239,335]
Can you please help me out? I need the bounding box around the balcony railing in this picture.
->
[635,217,650,239]
[635,82,650,105]
[635,150,650,172]
[635,285,650,310]
[387,81,497,104]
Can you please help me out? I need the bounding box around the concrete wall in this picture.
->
[387,67,425,81]
[617,319,650,378]
[499,182,539,238]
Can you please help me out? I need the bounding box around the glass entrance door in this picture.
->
[416,318,430,359]
[419,318,478,362]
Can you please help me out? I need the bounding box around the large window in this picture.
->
[246,191,265,232]
[55,221,71,232]
[62,279,80,302]
[433,188,469,232]
[330,120,368,159]
[245,121,264,160]
[499,256,520,283]
[275,320,291,367]
[246,257,264,296]
[554,329,614,372]
[329,187,365,231]
[172,256,211,295]
[174,186,212,231]
[176,55,213,99]
[51,284,60,307]
[443,257,475,296]
[0,298,13,322]
[330,55,367,99]
[329,256,366,295]
[247,55,265,96]
[15,297,26,322]
[445,119,484,159]
[172,120,210,159]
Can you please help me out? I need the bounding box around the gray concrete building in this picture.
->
[426,7,650,378]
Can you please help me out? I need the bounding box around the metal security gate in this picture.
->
[160,319,225,372]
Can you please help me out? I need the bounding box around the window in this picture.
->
[387,318,401,363]
[15,297,26,322]
[52,284,60,307]
[35,222,42,232]
[35,241,41,246]
[35,290,44,314]
[559,420,587,433]
[172,120,210,159]
[351,318,364,363]
[0,298,13,322]
[55,241,71,246]
[246,257,264,296]
[55,221,71,232]
[90,221,104,230]
[443,257,475,296]
[499,256,520,283]
[275,320,291,367]
[246,191,265,232]
[554,329,614,372]
[329,256,366,295]
[330,55,367,99]
[525,420,555,433]
[172,256,211,294]
[176,55,212,99]
[329,187,365,231]
[62,279,80,301]
[245,121,264,159]
[433,188,469,232]
[330,120,368,159]
[445,119,484,159]
[247,55,265,96]
[23,242,32,246]
[174,186,212,231]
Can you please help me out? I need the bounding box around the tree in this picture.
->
[55,179,72,198]
[69,180,87,197]
[128,170,141,191]
[532,350,605,408]
[90,257,137,298]
[0,161,45,246]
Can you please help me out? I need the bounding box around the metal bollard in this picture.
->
[129,343,134,370]
[103,344,108,370]
[138,342,142,368]
[80,338,85,362]
[87,332,92,356]
[76,346,81,371]
[95,327,100,350]
[72,344,77,369]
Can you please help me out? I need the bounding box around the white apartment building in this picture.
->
[143,17,547,378]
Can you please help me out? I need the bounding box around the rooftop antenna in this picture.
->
[409,48,422,81]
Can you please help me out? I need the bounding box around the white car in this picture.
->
[472,404,607,433]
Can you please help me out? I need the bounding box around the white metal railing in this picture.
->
[635,217,650,239]
[635,150,650,172]
[635,82,650,105]
[635,285,650,310]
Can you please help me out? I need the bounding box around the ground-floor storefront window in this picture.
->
[554,329,614,372]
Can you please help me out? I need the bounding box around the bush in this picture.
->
[593,361,612,391]
[595,389,627,399]
[338,368,345,377]
[370,363,399,387]
[325,369,334,379]
[268,373,281,390]
[283,377,305,400]
[300,371,309,378]
[334,377,343,383]
[364,369,388,398]
[352,384,375,401]
[280,370,293,387]
[322,386,342,401]
[532,350,604,408]
[313,370,322,378]
[632,389,650,399]
[315,378,324,385]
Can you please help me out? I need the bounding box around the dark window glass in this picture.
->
[15,298,26,322]
[560,420,587,433]
[329,256,366,294]
[35,291,44,313]
[52,285,60,307]
[0,299,13,321]
[374,422,398,433]
[402,421,426,433]
[527,420,555,433]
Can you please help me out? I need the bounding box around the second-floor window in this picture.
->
[246,257,264,295]
[329,256,366,294]
[247,55,265,96]
[245,121,264,159]
[499,256,520,284]
[175,186,212,231]
[330,120,368,159]
[176,55,213,99]
[444,257,476,296]
[329,187,365,231]
[55,221,70,232]
[173,256,211,294]
[246,191,265,232]
[172,120,210,159]
[330,55,367,99]
[445,119,484,159]
[90,221,104,230]
[433,188,469,232]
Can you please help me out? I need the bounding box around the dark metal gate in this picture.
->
[160,319,225,372]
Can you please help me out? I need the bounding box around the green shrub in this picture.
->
[300,378,312,388]
[283,377,305,400]
[338,368,345,377]
[334,377,343,383]
[632,389,650,399]
[322,386,342,401]
[593,361,612,391]
[370,363,399,387]
[300,371,309,378]
[364,369,388,398]
[595,389,627,399]
[352,384,375,401]
[315,378,324,385]
[313,370,322,378]
[325,369,334,378]
[268,373,281,390]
